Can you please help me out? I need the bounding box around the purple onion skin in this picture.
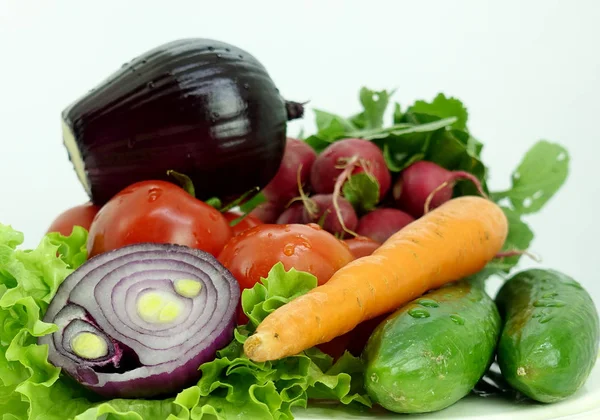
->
[39,243,239,399]
[86,326,234,399]
[62,38,304,205]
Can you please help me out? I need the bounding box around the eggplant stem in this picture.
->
[167,170,196,198]
[285,100,307,121]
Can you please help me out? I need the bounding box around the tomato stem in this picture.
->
[166,170,196,198]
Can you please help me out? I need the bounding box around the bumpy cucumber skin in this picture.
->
[363,281,501,413]
[496,269,599,403]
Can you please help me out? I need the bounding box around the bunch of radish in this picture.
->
[251,137,485,257]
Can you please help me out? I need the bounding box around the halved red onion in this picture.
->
[39,243,239,399]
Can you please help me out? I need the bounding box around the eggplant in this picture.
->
[62,38,304,205]
[38,243,239,399]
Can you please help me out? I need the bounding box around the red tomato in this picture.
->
[47,202,100,236]
[344,236,381,259]
[223,211,263,236]
[87,181,232,258]
[218,223,354,291]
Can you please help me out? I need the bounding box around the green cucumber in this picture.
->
[496,269,599,403]
[363,280,500,413]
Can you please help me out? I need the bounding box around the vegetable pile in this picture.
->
[1,37,597,420]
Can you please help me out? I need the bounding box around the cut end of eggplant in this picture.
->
[61,119,90,195]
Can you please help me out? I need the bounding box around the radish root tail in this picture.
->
[291,164,319,217]
[495,249,542,263]
[424,181,450,214]
[451,171,489,199]
[333,156,359,238]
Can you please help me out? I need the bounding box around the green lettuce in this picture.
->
[172,262,370,420]
[0,226,369,420]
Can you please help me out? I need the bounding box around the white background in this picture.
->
[0,0,599,302]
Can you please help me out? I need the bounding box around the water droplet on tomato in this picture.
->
[267,233,273,238]
[450,314,465,325]
[283,244,295,256]
[147,187,162,202]
[209,212,219,221]
[284,227,291,233]
[307,223,321,231]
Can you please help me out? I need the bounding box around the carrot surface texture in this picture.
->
[244,196,508,362]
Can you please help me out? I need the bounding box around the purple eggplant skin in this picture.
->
[62,38,304,205]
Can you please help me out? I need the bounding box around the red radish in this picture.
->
[356,208,415,243]
[303,194,358,238]
[310,138,391,200]
[262,138,317,206]
[393,161,486,217]
[249,201,282,223]
[344,236,381,259]
[276,203,305,224]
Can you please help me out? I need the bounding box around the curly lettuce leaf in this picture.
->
[175,263,371,420]
[241,263,317,328]
[1,231,369,420]
[0,224,93,419]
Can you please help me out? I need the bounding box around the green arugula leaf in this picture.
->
[358,87,392,130]
[495,207,535,270]
[342,173,380,214]
[348,112,366,130]
[407,93,469,131]
[426,129,488,196]
[392,102,403,124]
[492,141,569,214]
[348,117,455,141]
[314,110,356,136]
[304,134,333,153]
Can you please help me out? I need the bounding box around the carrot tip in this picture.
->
[244,333,272,362]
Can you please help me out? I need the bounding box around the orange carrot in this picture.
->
[244,196,508,362]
